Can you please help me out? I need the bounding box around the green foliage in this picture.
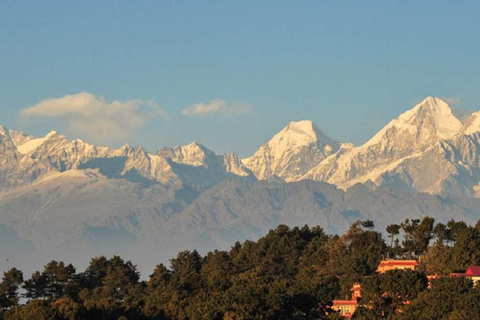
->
[5,218,480,319]
[418,242,453,275]
[79,255,143,319]
[0,268,23,311]
[359,269,427,318]
[331,221,386,298]
[0,268,23,320]
[400,217,434,258]
[399,276,477,320]
[386,224,400,249]
[450,226,480,270]
[17,300,55,320]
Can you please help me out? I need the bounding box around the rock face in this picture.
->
[3,96,480,278]
[242,120,340,181]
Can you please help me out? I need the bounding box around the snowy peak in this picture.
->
[16,130,60,155]
[0,125,8,136]
[463,111,480,135]
[399,96,462,139]
[156,142,253,182]
[272,120,338,148]
[160,142,216,167]
[365,97,462,147]
[46,130,58,138]
[302,97,476,195]
[282,120,318,143]
[243,120,340,181]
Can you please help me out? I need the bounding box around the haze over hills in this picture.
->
[1,96,480,277]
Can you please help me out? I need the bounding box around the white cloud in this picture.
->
[181,99,252,117]
[20,92,168,145]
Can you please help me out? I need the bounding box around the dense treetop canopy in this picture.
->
[1,217,480,319]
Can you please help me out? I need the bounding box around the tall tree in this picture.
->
[401,219,419,258]
[0,268,23,317]
[413,217,434,255]
[23,271,48,300]
[433,222,449,245]
[143,264,171,319]
[450,226,480,270]
[386,224,400,258]
[42,260,77,300]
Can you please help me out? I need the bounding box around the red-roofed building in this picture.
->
[331,300,358,318]
[449,266,480,284]
[351,283,361,300]
[331,260,419,318]
[331,283,361,318]
[465,266,480,276]
[376,259,418,273]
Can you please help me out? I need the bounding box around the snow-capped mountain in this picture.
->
[237,97,480,197]
[4,95,480,196]
[296,97,480,196]
[463,110,480,135]
[158,141,251,177]
[0,127,252,191]
[157,142,253,187]
[242,120,340,181]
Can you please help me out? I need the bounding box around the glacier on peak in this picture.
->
[157,141,252,179]
[364,96,462,148]
[46,130,58,138]
[158,142,217,168]
[274,120,337,147]
[463,111,480,135]
[16,130,60,155]
[300,96,480,196]
[242,120,340,181]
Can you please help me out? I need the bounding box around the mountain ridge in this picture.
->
[3,96,480,196]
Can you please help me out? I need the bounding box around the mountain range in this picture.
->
[1,96,480,277]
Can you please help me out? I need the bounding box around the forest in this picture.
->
[1,217,480,320]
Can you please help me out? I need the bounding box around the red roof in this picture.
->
[465,266,480,276]
[332,300,358,306]
[378,260,418,266]
[449,273,464,277]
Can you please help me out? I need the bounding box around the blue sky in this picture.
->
[1,1,479,156]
